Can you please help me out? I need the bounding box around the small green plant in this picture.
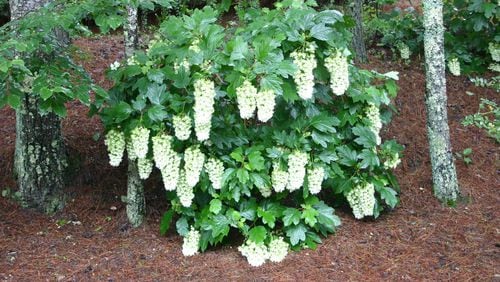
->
[463,98,500,142]
[56,218,69,228]
[455,148,473,165]
[2,188,22,201]
[364,0,499,73]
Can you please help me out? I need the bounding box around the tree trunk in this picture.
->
[422,0,460,203]
[127,159,145,227]
[10,0,67,213]
[124,5,138,58]
[124,4,145,227]
[349,0,368,64]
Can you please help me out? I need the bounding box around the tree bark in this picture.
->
[422,0,460,203]
[124,5,138,58]
[349,0,368,64]
[127,159,145,227]
[124,4,145,227]
[10,0,67,213]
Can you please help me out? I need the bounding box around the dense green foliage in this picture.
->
[98,1,402,263]
[365,0,499,73]
[0,0,172,115]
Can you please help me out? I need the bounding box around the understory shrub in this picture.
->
[98,1,402,266]
[365,0,499,74]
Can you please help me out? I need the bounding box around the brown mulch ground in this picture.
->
[0,35,499,281]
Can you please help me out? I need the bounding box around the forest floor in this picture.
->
[0,35,498,281]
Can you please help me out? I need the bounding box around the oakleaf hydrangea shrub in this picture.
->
[97,2,403,266]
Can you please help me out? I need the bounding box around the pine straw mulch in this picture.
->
[0,36,499,281]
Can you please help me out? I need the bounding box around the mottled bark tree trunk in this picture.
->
[126,157,145,227]
[124,5,138,58]
[124,4,145,227]
[422,0,460,203]
[10,0,67,213]
[349,0,367,63]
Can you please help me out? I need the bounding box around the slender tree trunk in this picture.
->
[10,0,67,213]
[124,4,145,227]
[126,158,145,226]
[349,0,368,63]
[422,0,460,203]
[124,5,138,58]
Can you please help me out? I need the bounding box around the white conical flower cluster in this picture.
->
[152,133,173,169]
[104,129,125,167]
[193,78,216,141]
[271,162,288,193]
[324,51,349,96]
[287,151,308,192]
[137,157,153,179]
[448,58,460,76]
[238,237,289,267]
[384,152,401,169]
[183,146,205,188]
[173,115,192,141]
[346,183,376,219]
[365,103,382,146]
[268,237,289,263]
[130,126,150,159]
[258,185,272,198]
[238,240,270,267]
[161,153,181,191]
[256,89,276,122]
[236,80,258,119]
[176,169,194,207]
[307,166,325,195]
[151,133,181,190]
[182,227,200,257]
[174,59,190,73]
[291,44,317,100]
[126,138,137,161]
[398,43,410,60]
[204,157,224,190]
